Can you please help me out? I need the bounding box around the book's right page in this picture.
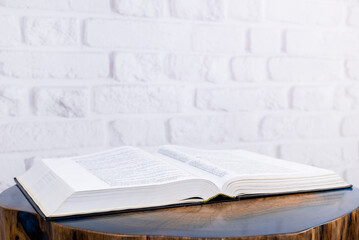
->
[157,145,351,197]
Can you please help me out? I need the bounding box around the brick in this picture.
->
[346,60,359,80]
[268,57,342,82]
[231,57,267,82]
[228,0,262,21]
[203,56,230,83]
[0,121,104,152]
[334,87,350,110]
[24,157,37,170]
[261,114,341,140]
[169,0,224,21]
[0,0,110,12]
[196,87,288,111]
[114,53,163,82]
[0,182,12,193]
[24,17,78,46]
[286,30,359,56]
[236,144,277,157]
[33,87,88,117]
[0,16,21,47]
[93,85,183,113]
[85,19,191,50]
[292,86,335,110]
[191,25,245,53]
[279,141,357,168]
[169,114,259,144]
[163,54,230,83]
[0,86,27,116]
[164,54,204,81]
[345,162,359,187]
[0,157,25,191]
[0,52,109,78]
[342,115,359,136]
[348,6,359,27]
[335,86,359,110]
[250,28,281,54]
[109,118,167,146]
[113,0,163,18]
[267,0,345,26]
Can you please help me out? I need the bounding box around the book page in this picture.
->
[71,146,198,188]
[16,161,74,216]
[158,145,333,179]
[157,146,349,197]
[158,146,235,186]
[199,149,333,178]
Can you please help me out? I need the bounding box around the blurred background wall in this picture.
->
[0,0,359,192]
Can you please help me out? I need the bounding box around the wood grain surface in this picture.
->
[1,186,359,239]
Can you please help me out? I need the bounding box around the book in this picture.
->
[15,145,351,219]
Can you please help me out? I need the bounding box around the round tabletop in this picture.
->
[1,186,359,240]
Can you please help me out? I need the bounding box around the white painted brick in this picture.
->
[231,57,267,82]
[191,25,245,53]
[196,87,288,111]
[228,0,262,21]
[169,0,224,21]
[250,29,281,54]
[203,56,231,83]
[0,121,104,152]
[113,0,163,18]
[0,0,110,12]
[0,86,28,116]
[286,30,359,56]
[236,144,277,157]
[85,19,191,50]
[109,118,167,146]
[34,87,88,117]
[292,86,335,110]
[346,60,359,80]
[279,141,357,168]
[164,54,230,82]
[348,6,359,27]
[335,86,359,110]
[268,57,342,82]
[164,54,204,81]
[24,157,37,171]
[177,86,196,112]
[267,0,345,26]
[169,114,259,144]
[114,53,163,82]
[93,85,184,113]
[342,115,359,136]
[334,87,351,110]
[0,16,21,47]
[24,17,79,46]
[0,52,109,78]
[0,157,25,192]
[345,162,359,187]
[0,182,12,193]
[261,114,341,140]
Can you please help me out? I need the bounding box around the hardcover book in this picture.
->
[15,145,351,219]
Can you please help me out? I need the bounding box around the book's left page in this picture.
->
[16,146,220,218]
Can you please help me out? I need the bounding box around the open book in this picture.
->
[15,145,351,219]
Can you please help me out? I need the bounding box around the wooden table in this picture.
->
[1,186,359,240]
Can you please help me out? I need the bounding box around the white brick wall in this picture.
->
[1,0,359,193]
[24,17,79,46]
